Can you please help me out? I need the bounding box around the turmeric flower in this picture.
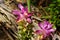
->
[12,4,32,23]
[35,20,56,39]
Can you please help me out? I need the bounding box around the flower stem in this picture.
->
[27,0,31,13]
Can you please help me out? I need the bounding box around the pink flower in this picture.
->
[35,20,56,39]
[12,4,32,23]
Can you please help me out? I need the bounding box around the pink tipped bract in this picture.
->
[12,4,32,23]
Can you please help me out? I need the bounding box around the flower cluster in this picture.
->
[12,4,56,40]
[35,20,56,39]
[12,4,32,23]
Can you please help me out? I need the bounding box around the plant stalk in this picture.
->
[27,0,31,13]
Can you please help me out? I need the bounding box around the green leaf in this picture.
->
[58,4,60,6]
[57,0,60,2]
[49,4,56,7]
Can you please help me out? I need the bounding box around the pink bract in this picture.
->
[35,20,56,38]
[12,4,32,23]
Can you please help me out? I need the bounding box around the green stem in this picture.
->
[27,0,31,13]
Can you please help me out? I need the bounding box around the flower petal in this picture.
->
[26,18,31,23]
[18,4,26,13]
[48,29,55,33]
[12,10,20,16]
[43,20,49,28]
[24,7,28,12]
[38,22,44,29]
[35,30,42,34]
[27,13,32,17]
[18,4,24,10]
[47,24,53,29]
